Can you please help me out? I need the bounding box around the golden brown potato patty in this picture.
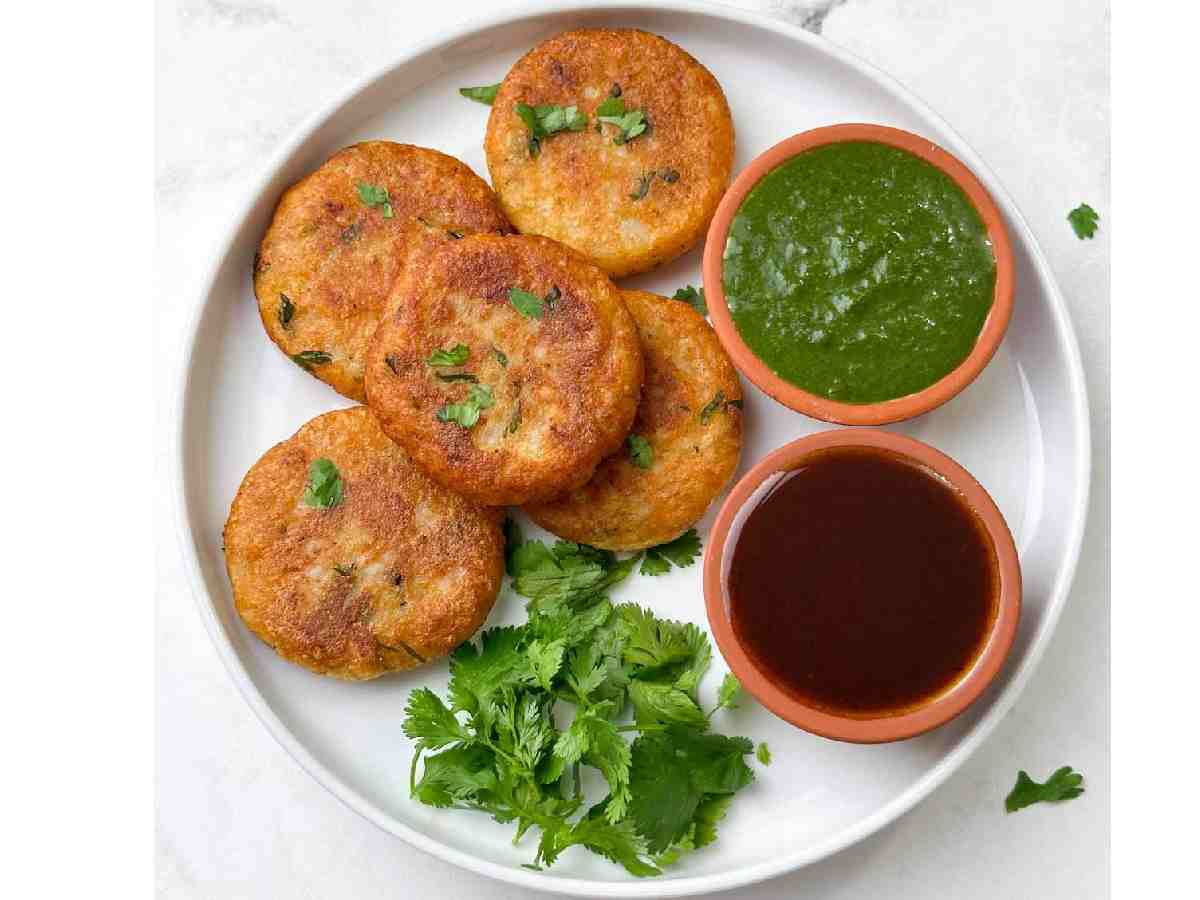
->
[254,141,511,401]
[525,290,742,550]
[223,406,504,680]
[484,28,734,278]
[364,234,643,506]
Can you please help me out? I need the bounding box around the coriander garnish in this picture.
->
[356,181,394,218]
[699,391,726,423]
[303,458,343,509]
[1005,767,1085,812]
[595,96,648,145]
[459,82,501,105]
[435,371,479,383]
[640,529,701,576]
[630,172,653,201]
[340,223,359,243]
[436,383,495,428]
[508,287,546,319]
[672,285,706,315]
[333,563,355,577]
[446,228,465,239]
[506,399,522,435]
[1067,203,1099,239]
[278,293,295,329]
[291,350,332,371]
[428,344,470,367]
[756,742,771,765]
[627,434,653,469]
[491,345,508,368]
[515,102,588,157]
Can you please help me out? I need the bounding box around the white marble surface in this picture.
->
[155,1,1110,896]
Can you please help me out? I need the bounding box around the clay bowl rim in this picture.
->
[701,123,1016,426]
[703,428,1022,744]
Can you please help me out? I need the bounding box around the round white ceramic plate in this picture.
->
[170,1,1090,895]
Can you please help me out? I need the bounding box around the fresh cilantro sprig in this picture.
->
[402,525,759,876]
[1067,203,1099,239]
[508,286,560,319]
[673,285,707,315]
[436,383,495,428]
[515,102,587,157]
[356,181,394,218]
[1005,766,1085,812]
[595,96,648,145]
[428,343,470,367]
[303,458,343,509]
[627,434,653,469]
[459,82,501,105]
[641,529,701,576]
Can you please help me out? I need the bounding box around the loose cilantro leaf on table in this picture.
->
[1005,766,1085,812]
[459,82,501,105]
[436,383,494,428]
[672,284,707,315]
[595,96,648,145]
[640,529,701,576]
[1067,203,1099,239]
[756,742,772,766]
[303,458,343,508]
[515,102,587,157]
[627,434,653,469]
[403,526,759,875]
[428,343,470,367]
[356,181,394,218]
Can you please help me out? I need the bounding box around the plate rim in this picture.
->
[168,1,1092,895]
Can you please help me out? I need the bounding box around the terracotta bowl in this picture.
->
[702,124,1015,426]
[703,428,1021,743]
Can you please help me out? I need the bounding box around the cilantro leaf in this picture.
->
[403,687,470,751]
[413,743,497,807]
[526,638,566,691]
[291,350,331,371]
[714,673,742,713]
[278,293,295,328]
[630,171,653,201]
[491,345,508,367]
[435,371,478,383]
[641,529,701,576]
[1067,203,1099,239]
[1005,766,1085,812]
[436,383,494,428]
[356,181,394,218]
[595,96,648,145]
[515,102,587,157]
[627,434,653,469]
[447,626,535,732]
[459,82,501,105]
[756,742,771,766]
[672,284,707,315]
[428,343,470,366]
[536,806,660,877]
[629,680,707,729]
[302,458,343,508]
[508,287,544,319]
[699,391,728,423]
[554,706,632,821]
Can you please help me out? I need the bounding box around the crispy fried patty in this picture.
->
[484,29,734,278]
[254,141,511,401]
[525,290,742,550]
[364,234,643,506]
[223,406,505,680]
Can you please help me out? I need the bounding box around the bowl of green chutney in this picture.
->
[702,124,1014,425]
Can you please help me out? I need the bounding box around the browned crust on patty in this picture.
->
[223,406,505,680]
[484,28,734,278]
[364,234,643,506]
[525,290,743,550]
[254,141,512,401]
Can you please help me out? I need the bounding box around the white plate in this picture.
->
[170,1,1090,895]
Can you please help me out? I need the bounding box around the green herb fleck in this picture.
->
[446,229,465,239]
[630,172,653,201]
[672,285,706,315]
[491,345,508,368]
[340,223,360,243]
[428,344,470,367]
[544,285,561,310]
[640,529,701,576]
[356,181,393,218]
[1005,767,1085,813]
[436,383,495,429]
[516,102,588,157]
[627,434,653,469]
[509,287,545,319]
[334,563,355,577]
[459,82,501,105]
[436,371,479,383]
[507,399,522,435]
[756,742,771,766]
[1067,203,1099,239]
[595,96,648,145]
[713,673,741,713]
[699,392,727,423]
[291,350,332,371]
[278,293,295,329]
[303,458,343,509]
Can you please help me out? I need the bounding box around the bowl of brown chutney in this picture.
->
[703,429,1021,743]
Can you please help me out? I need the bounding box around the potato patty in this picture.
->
[525,290,742,550]
[484,28,734,278]
[364,234,643,506]
[223,406,504,680]
[254,141,511,401]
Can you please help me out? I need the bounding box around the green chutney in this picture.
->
[722,141,996,404]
